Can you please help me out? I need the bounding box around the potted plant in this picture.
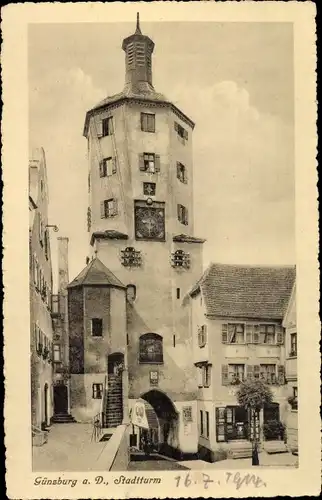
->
[287,395,298,410]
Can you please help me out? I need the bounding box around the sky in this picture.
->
[28,21,295,289]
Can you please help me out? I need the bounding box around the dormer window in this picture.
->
[171,249,190,269]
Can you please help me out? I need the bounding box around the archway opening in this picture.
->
[140,390,179,458]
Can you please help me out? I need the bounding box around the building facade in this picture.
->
[187,263,296,461]
[29,147,54,432]
[67,15,204,456]
[283,282,298,454]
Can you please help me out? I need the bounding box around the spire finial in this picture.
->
[135,12,142,34]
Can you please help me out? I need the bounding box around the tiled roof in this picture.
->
[173,234,206,244]
[68,257,125,289]
[90,230,128,246]
[191,263,296,320]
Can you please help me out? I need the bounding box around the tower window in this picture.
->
[126,284,137,302]
[121,247,142,267]
[143,182,156,196]
[139,153,160,173]
[176,288,180,299]
[87,207,91,232]
[100,198,118,218]
[91,318,103,337]
[102,116,114,137]
[139,333,163,364]
[141,113,155,133]
[99,157,117,177]
[92,383,103,399]
[171,249,190,269]
[177,204,188,225]
[174,121,188,142]
[177,162,188,184]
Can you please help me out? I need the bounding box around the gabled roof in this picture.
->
[68,257,125,289]
[190,262,296,320]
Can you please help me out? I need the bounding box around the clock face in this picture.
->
[135,206,165,241]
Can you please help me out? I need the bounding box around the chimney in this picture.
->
[57,237,69,293]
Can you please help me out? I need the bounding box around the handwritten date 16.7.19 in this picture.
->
[174,472,267,490]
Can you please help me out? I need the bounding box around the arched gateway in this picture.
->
[131,390,179,457]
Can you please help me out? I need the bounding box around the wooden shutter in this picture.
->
[113,199,118,216]
[109,117,114,134]
[207,365,211,387]
[112,157,117,174]
[177,204,181,222]
[246,364,254,380]
[184,208,189,225]
[276,326,284,345]
[99,160,105,178]
[246,324,253,343]
[184,166,188,184]
[100,201,106,219]
[139,153,145,171]
[155,154,161,172]
[277,365,285,384]
[216,407,227,443]
[140,113,146,131]
[184,129,188,141]
[96,120,103,138]
[253,324,260,343]
[222,323,228,343]
[174,121,179,133]
[221,364,229,385]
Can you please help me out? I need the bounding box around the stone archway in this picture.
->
[140,390,179,457]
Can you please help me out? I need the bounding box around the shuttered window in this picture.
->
[177,204,188,225]
[99,157,117,177]
[141,113,155,133]
[98,116,113,137]
[100,199,118,218]
[139,153,160,173]
[174,121,189,142]
[221,364,229,385]
[222,323,228,343]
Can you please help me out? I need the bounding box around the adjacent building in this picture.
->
[29,147,54,434]
[283,282,298,454]
[187,263,296,461]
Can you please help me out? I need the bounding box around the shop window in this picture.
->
[139,333,163,364]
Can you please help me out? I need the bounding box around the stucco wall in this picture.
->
[68,287,84,373]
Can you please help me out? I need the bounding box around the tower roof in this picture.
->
[83,14,195,136]
[68,257,125,289]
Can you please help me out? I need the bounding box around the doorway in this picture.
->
[226,406,249,440]
[53,383,68,414]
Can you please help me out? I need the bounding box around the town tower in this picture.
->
[75,14,205,455]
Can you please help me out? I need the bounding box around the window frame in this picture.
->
[91,318,103,337]
[53,344,61,363]
[176,162,187,184]
[290,332,297,356]
[143,182,156,196]
[92,383,103,399]
[228,364,245,384]
[227,323,246,344]
[259,324,276,345]
[102,116,114,137]
[177,204,188,225]
[141,112,155,133]
[139,333,163,364]
[101,198,118,218]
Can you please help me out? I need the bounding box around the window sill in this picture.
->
[141,129,155,134]
[198,343,207,349]
[139,361,164,365]
[92,335,103,338]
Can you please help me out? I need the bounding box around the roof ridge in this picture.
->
[208,261,296,270]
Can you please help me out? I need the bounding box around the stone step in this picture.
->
[263,441,288,454]
[51,414,76,424]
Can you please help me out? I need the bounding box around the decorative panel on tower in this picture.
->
[134,200,165,241]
